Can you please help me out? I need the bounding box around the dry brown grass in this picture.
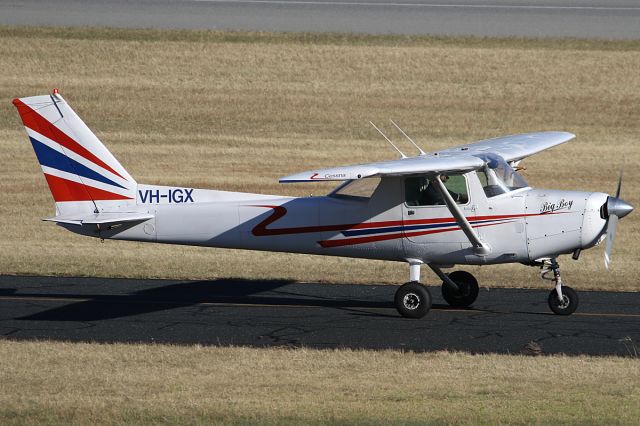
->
[0,26,639,290]
[0,339,638,425]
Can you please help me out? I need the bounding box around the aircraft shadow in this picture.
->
[17,278,396,322]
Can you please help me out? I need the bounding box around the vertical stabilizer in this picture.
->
[13,91,136,215]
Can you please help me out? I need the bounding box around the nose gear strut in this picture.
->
[541,258,563,300]
[540,258,579,315]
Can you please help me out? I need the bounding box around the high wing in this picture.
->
[437,131,575,163]
[279,131,574,183]
[280,154,485,182]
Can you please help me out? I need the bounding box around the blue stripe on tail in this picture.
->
[29,137,126,190]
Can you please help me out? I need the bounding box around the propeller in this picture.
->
[603,171,633,269]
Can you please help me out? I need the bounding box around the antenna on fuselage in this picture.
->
[369,121,407,159]
[390,119,426,156]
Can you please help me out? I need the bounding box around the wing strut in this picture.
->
[369,121,407,159]
[390,120,426,156]
[432,175,490,256]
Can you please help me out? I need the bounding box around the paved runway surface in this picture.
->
[1,275,639,356]
[1,0,639,39]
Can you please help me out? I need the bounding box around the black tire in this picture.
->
[441,271,479,308]
[394,281,432,319]
[548,286,579,315]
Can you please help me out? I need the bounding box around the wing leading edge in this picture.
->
[279,154,485,183]
[437,131,575,163]
[279,131,574,183]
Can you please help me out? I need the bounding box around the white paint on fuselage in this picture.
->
[92,176,605,267]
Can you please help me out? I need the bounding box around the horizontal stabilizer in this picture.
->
[44,212,154,226]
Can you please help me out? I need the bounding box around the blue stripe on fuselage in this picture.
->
[341,218,512,237]
[29,137,126,189]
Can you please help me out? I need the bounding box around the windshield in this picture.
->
[475,154,528,197]
[329,177,381,201]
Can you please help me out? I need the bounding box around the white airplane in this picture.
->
[13,90,634,319]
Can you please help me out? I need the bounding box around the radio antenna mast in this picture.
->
[390,119,426,156]
[369,121,407,159]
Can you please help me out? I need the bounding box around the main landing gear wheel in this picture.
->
[548,285,579,316]
[441,271,479,308]
[394,281,432,319]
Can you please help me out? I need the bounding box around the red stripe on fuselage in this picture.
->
[44,174,132,202]
[251,205,360,236]
[249,205,556,238]
[318,220,515,248]
[13,99,126,181]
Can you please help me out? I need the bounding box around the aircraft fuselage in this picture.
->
[66,174,609,267]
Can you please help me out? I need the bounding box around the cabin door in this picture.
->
[401,174,475,244]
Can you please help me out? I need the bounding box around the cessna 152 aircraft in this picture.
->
[13,91,634,319]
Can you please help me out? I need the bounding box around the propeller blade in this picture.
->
[615,170,623,199]
[603,169,633,269]
[604,213,618,269]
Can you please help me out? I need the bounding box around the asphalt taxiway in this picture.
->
[1,275,638,356]
[1,0,639,39]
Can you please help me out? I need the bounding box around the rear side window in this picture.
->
[405,175,468,206]
[329,177,381,201]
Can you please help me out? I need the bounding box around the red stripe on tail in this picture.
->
[43,174,132,202]
[12,98,126,181]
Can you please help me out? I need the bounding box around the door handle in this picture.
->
[407,210,415,216]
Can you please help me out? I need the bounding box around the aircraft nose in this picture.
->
[605,196,634,219]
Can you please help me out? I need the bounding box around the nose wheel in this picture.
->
[547,285,578,315]
[541,258,579,315]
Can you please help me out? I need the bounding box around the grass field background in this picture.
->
[1,340,639,425]
[0,26,638,290]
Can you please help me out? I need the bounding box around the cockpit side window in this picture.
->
[405,174,469,206]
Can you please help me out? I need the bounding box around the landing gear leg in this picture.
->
[394,261,432,319]
[430,265,479,308]
[541,258,579,315]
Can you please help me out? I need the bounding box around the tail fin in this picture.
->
[13,91,136,214]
